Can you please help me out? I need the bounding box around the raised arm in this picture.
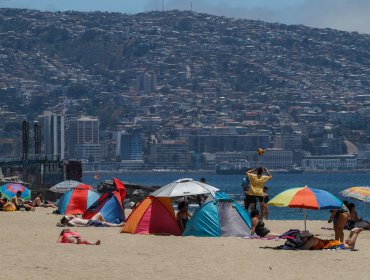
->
[263,167,272,177]
[247,168,257,174]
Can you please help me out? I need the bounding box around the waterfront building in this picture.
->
[187,134,270,153]
[39,111,65,159]
[116,131,144,160]
[302,154,357,170]
[147,139,191,169]
[66,116,101,161]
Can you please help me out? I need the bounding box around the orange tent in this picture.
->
[121,196,181,236]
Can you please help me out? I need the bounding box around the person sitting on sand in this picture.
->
[299,228,364,250]
[0,192,4,210]
[176,201,192,233]
[33,192,57,208]
[250,209,280,238]
[1,198,16,211]
[60,212,123,227]
[328,201,350,242]
[346,203,370,230]
[57,228,100,245]
[11,191,33,211]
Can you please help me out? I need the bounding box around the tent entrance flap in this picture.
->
[218,202,250,237]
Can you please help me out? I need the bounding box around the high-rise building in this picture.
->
[39,111,65,159]
[66,116,100,161]
[116,131,143,160]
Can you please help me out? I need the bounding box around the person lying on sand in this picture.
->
[250,209,281,238]
[60,212,124,227]
[299,228,364,250]
[33,192,57,208]
[57,228,100,245]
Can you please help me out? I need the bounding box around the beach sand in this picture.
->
[1,208,369,280]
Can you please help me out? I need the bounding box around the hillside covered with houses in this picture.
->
[1,9,370,171]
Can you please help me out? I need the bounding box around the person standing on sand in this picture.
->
[328,202,350,242]
[262,186,270,220]
[246,167,272,220]
[241,170,252,211]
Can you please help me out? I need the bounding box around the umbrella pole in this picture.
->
[304,209,307,231]
[363,202,366,219]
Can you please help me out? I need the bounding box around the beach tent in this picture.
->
[121,196,181,235]
[83,191,125,223]
[113,178,126,204]
[183,193,252,237]
[58,185,100,215]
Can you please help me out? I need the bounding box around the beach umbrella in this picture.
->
[151,178,219,198]
[268,186,342,230]
[340,186,370,203]
[340,186,370,217]
[1,183,31,200]
[50,180,93,193]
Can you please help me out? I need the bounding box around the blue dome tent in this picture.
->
[183,193,252,237]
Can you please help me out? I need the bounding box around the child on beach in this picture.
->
[57,229,100,245]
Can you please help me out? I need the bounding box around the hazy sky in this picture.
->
[0,0,369,34]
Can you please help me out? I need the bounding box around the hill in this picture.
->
[0,8,370,156]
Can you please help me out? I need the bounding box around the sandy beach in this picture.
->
[1,208,369,280]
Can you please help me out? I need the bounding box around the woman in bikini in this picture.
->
[328,202,350,242]
[250,209,280,238]
[176,201,191,233]
[57,228,100,245]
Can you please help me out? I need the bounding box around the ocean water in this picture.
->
[83,172,370,221]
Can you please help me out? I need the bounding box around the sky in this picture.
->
[0,0,369,34]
